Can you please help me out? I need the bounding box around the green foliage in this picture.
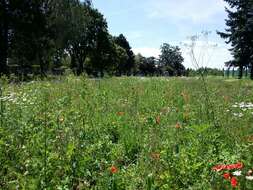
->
[218,0,253,79]
[0,77,253,189]
[135,54,158,76]
[113,34,135,76]
[187,67,224,77]
[159,43,185,76]
[0,1,190,78]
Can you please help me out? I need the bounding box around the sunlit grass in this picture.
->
[0,76,253,189]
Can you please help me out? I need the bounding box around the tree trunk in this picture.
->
[238,65,243,79]
[40,58,45,78]
[70,54,76,68]
[0,0,9,75]
[250,64,253,80]
[100,69,104,78]
[245,66,248,78]
[227,67,230,78]
[77,57,85,76]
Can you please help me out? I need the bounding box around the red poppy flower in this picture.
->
[110,165,118,174]
[223,173,231,180]
[235,162,243,169]
[230,177,237,187]
[212,162,243,171]
[212,164,227,171]
[226,162,243,170]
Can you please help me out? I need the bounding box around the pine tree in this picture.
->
[218,0,253,79]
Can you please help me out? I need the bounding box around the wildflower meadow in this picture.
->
[0,76,253,189]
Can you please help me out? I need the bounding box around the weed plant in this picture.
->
[0,75,253,189]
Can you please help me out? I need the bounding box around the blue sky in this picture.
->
[93,0,232,69]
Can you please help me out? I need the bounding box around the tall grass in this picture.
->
[0,76,253,189]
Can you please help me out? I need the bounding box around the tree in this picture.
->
[114,34,135,75]
[139,56,157,76]
[159,43,185,76]
[0,0,138,78]
[218,0,253,79]
[86,8,112,77]
[0,0,10,75]
[113,44,128,76]
[66,2,90,75]
[66,2,110,76]
[6,0,58,77]
[134,53,143,75]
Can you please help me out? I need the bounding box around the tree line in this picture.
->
[218,0,253,79]
[0,0,185,79]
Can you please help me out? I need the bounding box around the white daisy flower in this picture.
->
[246,176,253,181]
[233,170,242,176]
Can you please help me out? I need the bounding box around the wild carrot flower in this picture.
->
[110,165,118,174]
[230,177,237,187]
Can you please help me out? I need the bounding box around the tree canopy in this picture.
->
[218,0,253,79]
[0,0,187,79]
[159,43,185,76]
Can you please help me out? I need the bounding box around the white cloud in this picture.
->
[180,36,232,69]
[181,45,232,69]
[146,0,227,23]
[133,47,161,57]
